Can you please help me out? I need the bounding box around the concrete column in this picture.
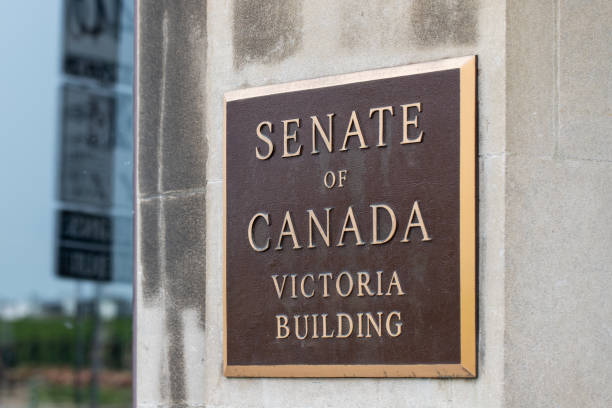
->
[134,1,611,407]
[505,1,612,406]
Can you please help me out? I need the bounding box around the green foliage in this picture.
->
[0,317,132,369]
[36,383,132,405]
[104,317,132,369]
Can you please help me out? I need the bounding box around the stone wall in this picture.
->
[505,1,612,406]
[135,1,610,407]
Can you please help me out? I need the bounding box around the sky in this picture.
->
[0,1,131,303]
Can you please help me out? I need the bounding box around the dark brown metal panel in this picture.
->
[224,60,475,375]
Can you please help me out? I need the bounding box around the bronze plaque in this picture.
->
[224,56,477,378]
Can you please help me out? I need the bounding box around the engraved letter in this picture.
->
[276,211,303,250]
[357,271,375,297]
[282,118,302,157]
[401,201,432,242]
[356,312,364,337]
[312,313,319,338]
[290,274,298,298]
[323,171,336,188]
[300,274,315,298]
[365,312,383,338]
[400,103,423,144]
[308,208,332,248]
[294,315,309,340]
[256,121,274,160]
[337,206,365,246]
[276,314,290,339]
[386,311,402,337]
[371,204,397,245]
[338,170,347,187]
[340,110,369,151]
[369,106,394,147]
[321,313,335,338]
[248,212,270,252]
[376,271,383,296]
[271,274,288,299]
[336,271,354,297]
[319,272,333,298]
[336,313,354,338]
[311,114,334,154]
[385,271,406,296]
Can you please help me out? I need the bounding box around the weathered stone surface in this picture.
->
[138,199,162,304]
[505,1,612,406]
[505,156,612,407]
[506,0,556,157]
[137,0,207,196]
[136,0,611,406]
[233,0,302,68]
[557,0,612,162]
[410,0,479,47]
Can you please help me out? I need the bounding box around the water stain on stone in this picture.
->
[166,307,186,403]
[137,0,207,196]
[136,0,207,404]
[137,0,165,196]
[163,194,207,330]
[339,3,412,51]
[138,0,207,325]
[411,0,478,46]
[158,1,207,193]
[339,1,477,51]
[233,0,303,69]
[139,199,162,302]
[155,193,206,405]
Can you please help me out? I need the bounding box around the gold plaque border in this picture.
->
[223,56,477,378]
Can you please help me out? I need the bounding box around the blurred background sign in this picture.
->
[57,210,112,282]
[59,86,115,207]
[56,211,133,283]
[63,0,120,83]
[58,0,134,286]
